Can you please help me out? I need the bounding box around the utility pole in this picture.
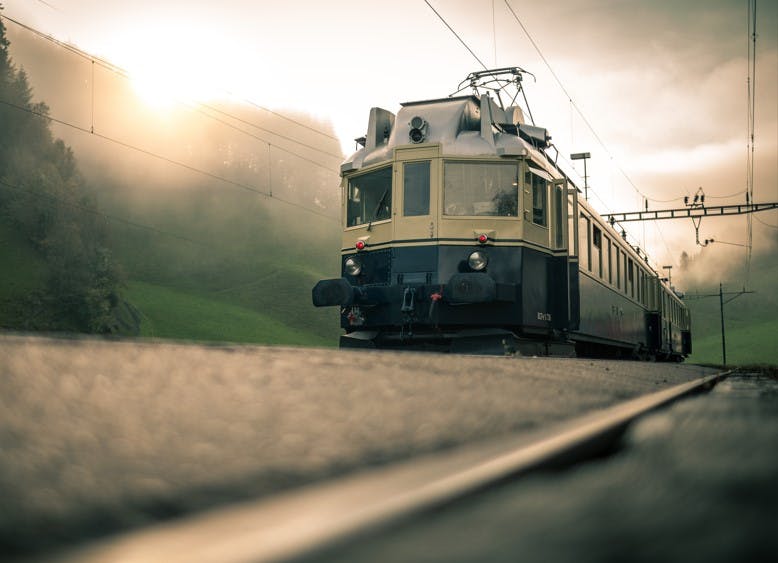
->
[686,284,755,365]
[719,283,726,365]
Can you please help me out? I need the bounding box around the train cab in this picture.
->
[313,86,576,353]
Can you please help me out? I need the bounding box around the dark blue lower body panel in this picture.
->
[336,245,570,341]
[314,244,687,359]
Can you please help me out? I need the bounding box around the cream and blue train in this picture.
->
[313,68,691,359]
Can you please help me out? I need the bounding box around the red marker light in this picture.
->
[355,240,366,251]
[478,234,488,244]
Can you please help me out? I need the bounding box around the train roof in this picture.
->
[341,93,555,175]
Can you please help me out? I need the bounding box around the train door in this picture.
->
[567,186,580,330]
[522,165,552,248]
[394,146,440,242]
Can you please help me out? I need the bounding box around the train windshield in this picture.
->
[346,166,392,227]
[443,162,519,216]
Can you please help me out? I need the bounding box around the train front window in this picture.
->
[403,160,430,216]
[346,166,392,227]
[443,162,518,216]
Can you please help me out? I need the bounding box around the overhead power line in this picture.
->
[421,1,674,269]
[0,99,339,224]
[0,178,211,248]
[0,14,343,167]
[195,101,343,161]
[501,1,653,203]
[423,0,488,70]
[754,214,778,229]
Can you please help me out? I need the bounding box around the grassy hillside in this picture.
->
[0,221,341,346]
[125,281,335,347]
[687,318,778,366]
[683,257,778,367]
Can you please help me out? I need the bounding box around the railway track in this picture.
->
[50,370,729,563]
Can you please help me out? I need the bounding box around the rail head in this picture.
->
[49,370,730,563]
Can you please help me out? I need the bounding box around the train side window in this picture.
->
[615,248,622,289]
[627,258,634,297]
[604,236,612,284]
[636,269,641,302]
[567,192,576,255]
[531,173,547,226]
[637,267,642,302]
[624,254,629,293]
[444,162,518,216]
[592,226,602,278]
[403,160,430,216]
[579,214,590,271]
[554,184,564,248]
[637,270,642,304]
[346,166,392,227]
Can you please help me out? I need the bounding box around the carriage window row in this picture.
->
[579,211,657,307]
[665,297,687,327]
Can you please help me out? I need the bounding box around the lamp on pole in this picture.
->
[663,265,672,287]
[570,152,591,200]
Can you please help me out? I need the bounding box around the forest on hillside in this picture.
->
[0,14,342,342]
[0,15,121,332]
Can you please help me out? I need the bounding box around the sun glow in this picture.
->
[112,22,244,110]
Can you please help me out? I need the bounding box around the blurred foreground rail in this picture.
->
[52,371,727,563]
[1,335,718,560]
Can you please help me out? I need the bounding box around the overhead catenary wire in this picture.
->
[421,0,675,272]
[34,0,59,11]
[422,0,675,267]
[423,0,488,70]
[0,178,213,249]
[193,101,343,161]
[0,13,343,225]
[501,0,655,204]
[753,214,778,229]
[499,0,679,263]
[0,98,340,224]
[229,92,340,143]
[0,12,341,145]
[0,14,343,168]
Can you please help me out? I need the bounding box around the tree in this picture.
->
[0,9,123,333]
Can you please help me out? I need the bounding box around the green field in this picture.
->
[686,318,778,366]
[124,280,336,347]
[0,220,341,347]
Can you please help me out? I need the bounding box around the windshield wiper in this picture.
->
[372,188,390,222]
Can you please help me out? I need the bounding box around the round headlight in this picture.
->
[468,251,488,271]
[345,257,362,276]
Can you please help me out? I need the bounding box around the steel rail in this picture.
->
[52,370,728,563]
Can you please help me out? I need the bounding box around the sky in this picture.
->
[1,0,776,286]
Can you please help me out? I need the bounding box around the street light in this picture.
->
[663,265,672,287]
[570,152,591,201]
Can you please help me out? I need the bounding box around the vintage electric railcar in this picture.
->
[313,68,691,360]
